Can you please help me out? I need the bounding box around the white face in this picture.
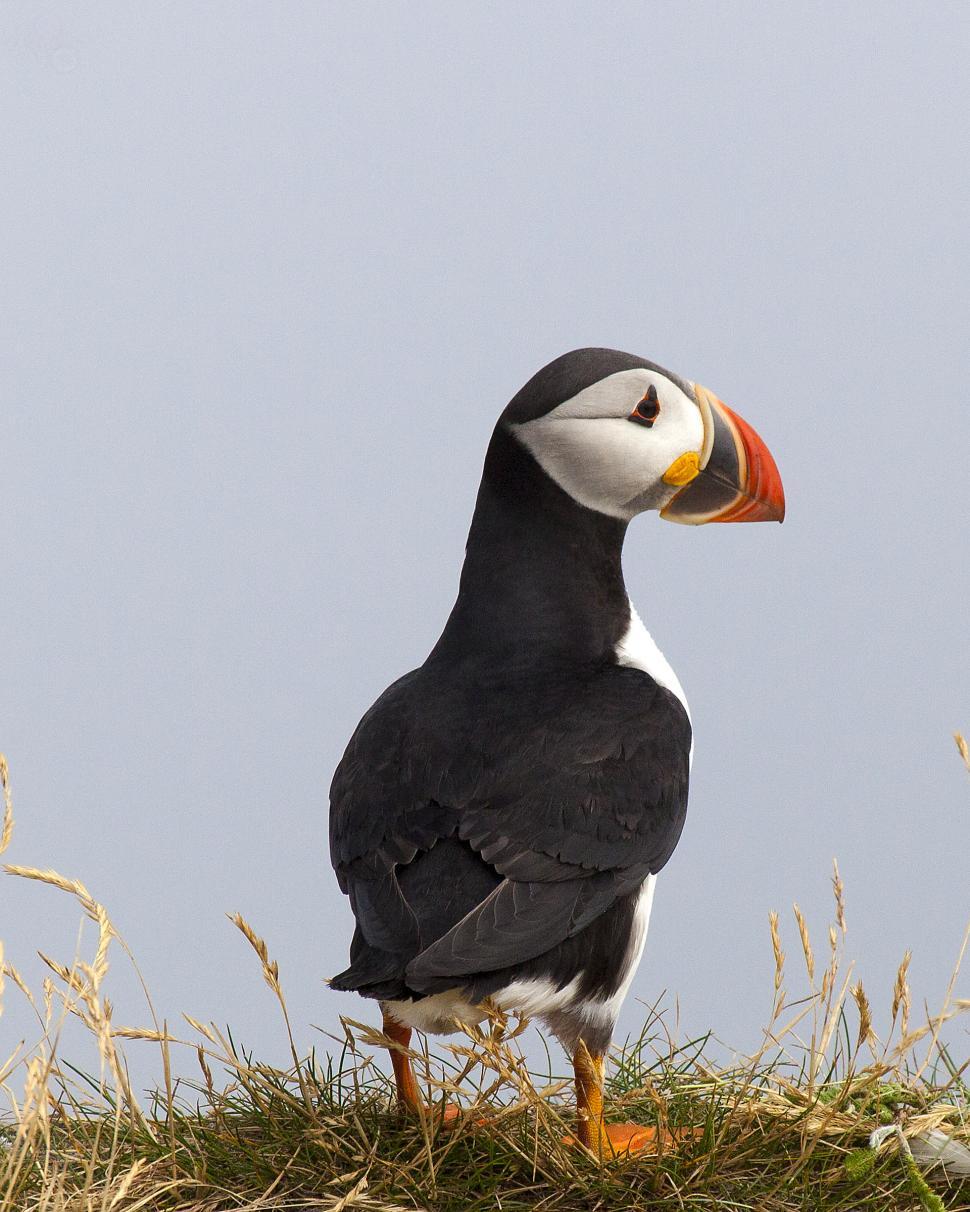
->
[510,368,705,520]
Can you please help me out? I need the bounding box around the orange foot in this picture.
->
[563,1122,659,1156]
[600,1122,660,1155]
[565,1122,702,1158]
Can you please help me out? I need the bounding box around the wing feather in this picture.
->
[329,664,690,986]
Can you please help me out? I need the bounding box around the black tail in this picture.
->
[329,926,407,1000]
[330,835,501,1001]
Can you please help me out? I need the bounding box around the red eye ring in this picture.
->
[629,384,660,427]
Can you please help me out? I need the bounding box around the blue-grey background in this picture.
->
[2,3,967,1094]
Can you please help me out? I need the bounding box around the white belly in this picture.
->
[383,988,488,1035]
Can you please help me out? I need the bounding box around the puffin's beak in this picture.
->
[660,384,786,524]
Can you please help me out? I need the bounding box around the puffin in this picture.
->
[329,347,784,1157]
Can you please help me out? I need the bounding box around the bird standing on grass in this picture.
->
[329,348,784,1157]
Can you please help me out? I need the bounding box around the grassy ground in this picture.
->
[2,748,969,1211]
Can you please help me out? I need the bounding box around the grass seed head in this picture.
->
[831,857,847,934]
[955,731,969,773]
[0,753,12,856]
[793,904,815,982]
[768,909,785,992]
[851,980,874,1047]
[229,912,282,997]
[893,951,913,1036]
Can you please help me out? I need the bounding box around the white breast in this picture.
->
[614,601,693,766]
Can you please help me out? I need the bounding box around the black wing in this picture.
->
[329,664,690,995]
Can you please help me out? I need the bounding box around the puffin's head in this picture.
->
[502,348,784,524]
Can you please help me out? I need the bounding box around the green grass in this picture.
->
[2,748,969,1211]
[2,1007,968,1211]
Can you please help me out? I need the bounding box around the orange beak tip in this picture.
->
[718,403,785,525]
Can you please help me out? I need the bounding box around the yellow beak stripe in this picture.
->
[662,452,701,487]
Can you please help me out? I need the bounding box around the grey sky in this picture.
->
[2,3,968,1094]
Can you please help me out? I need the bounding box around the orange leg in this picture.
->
[382,1011,461,1123]
[382,1012,423,1113]
[573,1041,659,1159]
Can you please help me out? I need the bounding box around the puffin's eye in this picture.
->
[629,384,660,428]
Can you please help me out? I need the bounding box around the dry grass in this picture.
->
[2,749,969,1211]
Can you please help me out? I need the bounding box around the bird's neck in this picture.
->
[428,425,631,671]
